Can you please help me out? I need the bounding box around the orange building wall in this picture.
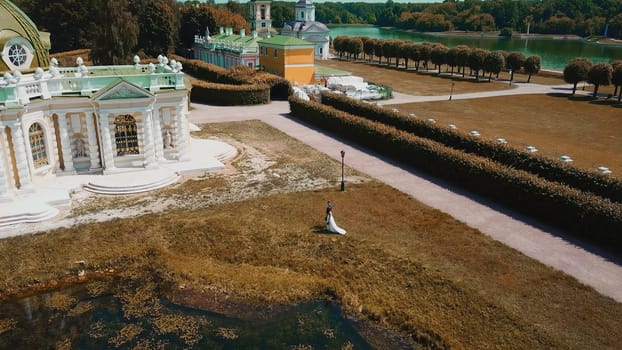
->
[260,46,314,84]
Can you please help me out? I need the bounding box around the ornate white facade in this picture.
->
[0,57,191,200]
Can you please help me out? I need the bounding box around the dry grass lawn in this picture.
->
[320,57,620,91]
[386,94,622,177]
[0,121,621,349]
[319,59,518,95]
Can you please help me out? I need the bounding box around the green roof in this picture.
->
[210,34,260,48]
[258,35,314,47]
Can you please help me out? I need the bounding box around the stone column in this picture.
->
[141,110,157,168]
[8,121,32,189]
[0,123,9,199]
[57,114,75,172]
[84,114,101,170]
[151,109,165,162]
[98,113,116,172]
[175,105,190,161]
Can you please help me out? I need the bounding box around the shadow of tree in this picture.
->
[589,99,620,106]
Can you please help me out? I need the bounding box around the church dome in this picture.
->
[0,0,50,73]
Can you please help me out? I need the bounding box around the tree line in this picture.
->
[333,35,622,101]
[332,36,542,82]
[563,59,622,101]
[13,0,250,65]
[312,0,622,38]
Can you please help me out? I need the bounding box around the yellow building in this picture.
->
[258,35,315,85]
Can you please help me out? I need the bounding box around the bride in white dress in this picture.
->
[327,211,346,235]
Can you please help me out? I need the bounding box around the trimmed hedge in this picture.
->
[174,56,247,85]
[171,56,292,103]
[289,96,622,251]
[191,81,270,105]
[321,92,622,203]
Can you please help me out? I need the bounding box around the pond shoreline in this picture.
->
[0,272,418,349]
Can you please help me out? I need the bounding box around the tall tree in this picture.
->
[270,3,294,29]
[611,61,622,102]
[456,45,471,77]
[430,44,448,73]
[468,48,488,80]
[89,0,139,65]
[483,50,505,81]
[374,40,385,64]
[563,57,592,95]
[506,51,526,82]
[178,4,216,55]
[130,0,177,57]
[363,38,376,63]
[587,62,613,98]
[523,55,541,83]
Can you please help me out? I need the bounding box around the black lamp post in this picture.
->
[340,150,345,192]
[449,82,455,101]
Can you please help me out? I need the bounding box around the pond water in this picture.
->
[0,283,372,349]
[329,25,622,70]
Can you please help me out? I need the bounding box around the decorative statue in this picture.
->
[163,129,174,149]
[74,138,87,158]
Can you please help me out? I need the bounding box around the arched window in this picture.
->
[29,123,48,168]
[114,115,139,156]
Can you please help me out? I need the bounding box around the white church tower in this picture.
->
[249,0,272,38]
[281,0,330,59]
[296,0,315,22]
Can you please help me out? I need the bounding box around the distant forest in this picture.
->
[311,0,622,38]
[12,0,622,64]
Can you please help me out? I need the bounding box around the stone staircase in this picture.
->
[83,172,180,195]
[0,203,59,227]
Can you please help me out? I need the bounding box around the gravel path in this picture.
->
[189,99,622,303]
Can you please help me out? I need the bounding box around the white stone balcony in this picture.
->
[0,61,186,108]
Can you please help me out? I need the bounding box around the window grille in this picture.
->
[114,115,139,156]
[29,123,48,168]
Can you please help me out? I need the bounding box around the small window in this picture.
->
[274,49,278,58]
[261,23,266,28]
[248,62,254,68]
[29,123,48,168]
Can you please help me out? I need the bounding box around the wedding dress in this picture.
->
[326,212,346,235]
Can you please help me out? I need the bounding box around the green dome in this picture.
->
[0,0,50,73]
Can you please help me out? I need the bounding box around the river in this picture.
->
[329,26,622,70]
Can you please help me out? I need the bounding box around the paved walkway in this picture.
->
[189,100,622,303]
[379,81,588,105]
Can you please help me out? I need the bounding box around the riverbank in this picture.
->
[328,25,621,70]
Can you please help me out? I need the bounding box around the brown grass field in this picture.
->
[386,94,622,177]
[320,59,621,177]
[0,121,621,349]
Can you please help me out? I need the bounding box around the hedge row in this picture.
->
[173,56,292,101]
[191,81,270,105]
[289,96,622,251]
[174,57,247,85]
[321,92,622,203]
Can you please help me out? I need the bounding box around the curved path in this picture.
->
[379,81,588,105]
[189,97,622,303]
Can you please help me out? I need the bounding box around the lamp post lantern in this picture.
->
[449,82,455,101]
[340,150,345,192]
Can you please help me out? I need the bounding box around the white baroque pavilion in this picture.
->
[0,0,235,228]
[0,56,192,197]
